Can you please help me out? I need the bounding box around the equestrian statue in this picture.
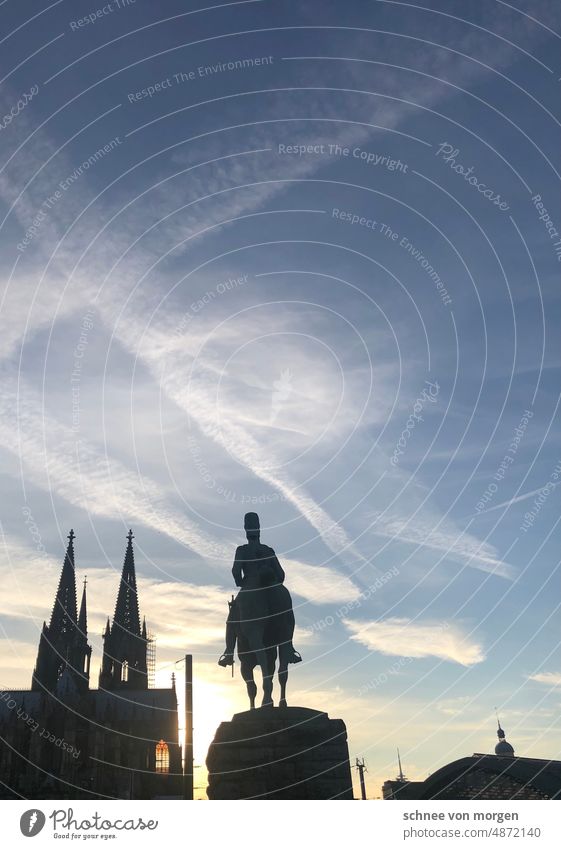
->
[218,512,301,708]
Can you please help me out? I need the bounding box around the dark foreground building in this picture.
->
[0,531,182,799]
[383,725,561,800]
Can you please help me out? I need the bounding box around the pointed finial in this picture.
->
[494,708,514,755]
[78,575,88,633]
[83,575,87,589]
[397,748,405,781]
[495,707,505,737]
[68,529,75,543]
[127,529,134,542]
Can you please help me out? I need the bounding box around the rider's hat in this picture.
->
[244,512,260,532]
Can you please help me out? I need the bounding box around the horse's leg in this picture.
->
[255,646,273,706]
[240,659,257,709]
[242,624,273,707]
[267,648,277,707]
[277,612,295,706]
[278,644,290,708]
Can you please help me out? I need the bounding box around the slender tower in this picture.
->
[99,530,148,690]
[32,530,91,692]
[397,748,406,781]
[76,577,92,687]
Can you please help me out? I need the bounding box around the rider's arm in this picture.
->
[232,546,244,587]
[268,548,285,583]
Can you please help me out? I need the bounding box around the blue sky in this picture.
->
[0,0,560,797]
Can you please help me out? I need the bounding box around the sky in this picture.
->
[0,0,560,799]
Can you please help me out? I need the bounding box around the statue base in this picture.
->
[206,706,354,799]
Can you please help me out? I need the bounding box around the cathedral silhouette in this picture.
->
[0,530,182,799]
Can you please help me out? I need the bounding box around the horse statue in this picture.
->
[218,512,301,708]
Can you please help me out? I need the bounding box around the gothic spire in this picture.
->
[99,529,148,690]
[78,576,88,636]
[32,530,90,692]
[49,529,78,637]
[113,529,141,638]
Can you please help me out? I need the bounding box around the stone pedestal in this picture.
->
[206,706,354,799]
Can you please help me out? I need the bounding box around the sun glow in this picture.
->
[157,660,256,799]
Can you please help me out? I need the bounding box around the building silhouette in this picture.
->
[383,723,561,800]
[0,530,182,799]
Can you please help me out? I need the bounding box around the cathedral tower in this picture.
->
[99,530,148,690]
[32,530,91,692]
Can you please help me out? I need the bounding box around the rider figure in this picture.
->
[218,512,302,667]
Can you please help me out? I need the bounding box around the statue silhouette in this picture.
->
[218,512,301,707]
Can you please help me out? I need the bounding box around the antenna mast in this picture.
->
[397,747,405,781]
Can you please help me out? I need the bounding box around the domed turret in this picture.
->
[495,719,515,756]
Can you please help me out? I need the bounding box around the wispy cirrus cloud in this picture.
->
[468,486,558,518]
[1,15,526,572]
[1,145,376,575]
[0,7,545,696]
[528,671,561,687]
[367,510,515,579]
[284,558,361,604]
[0,389,360,607]
[99,295,371,567]
[343,616,485,666]
[0,376,227,563]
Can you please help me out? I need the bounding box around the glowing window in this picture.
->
[155,740,169,773]
[121,661,128,682]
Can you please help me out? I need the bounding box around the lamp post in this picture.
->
[184,654,193,801]
[355,757,367,800]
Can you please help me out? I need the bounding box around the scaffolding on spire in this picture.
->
[147,629,156,689]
